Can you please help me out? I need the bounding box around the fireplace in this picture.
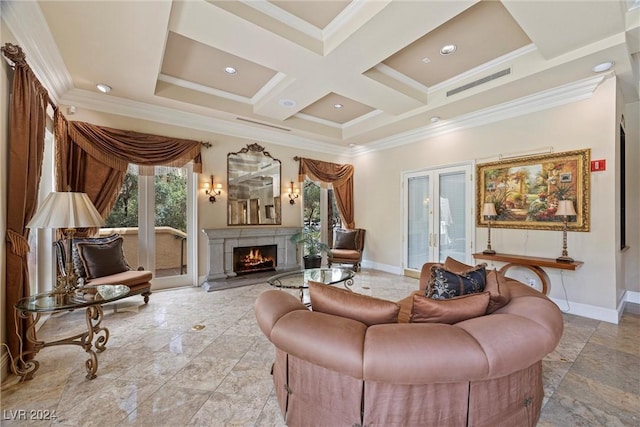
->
[234,244,277,275]
[202,227,301,291]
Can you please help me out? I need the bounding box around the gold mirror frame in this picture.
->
[227,143,281,226]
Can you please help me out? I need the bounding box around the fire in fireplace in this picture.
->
[233,244,277,275]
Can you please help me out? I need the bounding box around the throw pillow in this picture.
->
[443,256,486,274]
[76,237,130,279]
[308,280,400,326]
[333,228,358,250]
[71,234,121,278]
[484,269,512,314]
[426,264,486,300]
[410,292,490,324]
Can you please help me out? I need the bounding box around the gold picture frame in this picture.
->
[476,149,590,231]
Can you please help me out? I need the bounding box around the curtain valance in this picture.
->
[297,157,355,229]
[65,120,202,172]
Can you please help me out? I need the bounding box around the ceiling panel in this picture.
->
[381,1,531,88]
[300,93,375,124]
[161,31,278,99]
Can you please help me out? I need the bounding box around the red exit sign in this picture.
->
[591,159,606,172]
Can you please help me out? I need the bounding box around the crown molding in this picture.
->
[350,74,606,156]
[61,89,348,156]
[1,1,73,104]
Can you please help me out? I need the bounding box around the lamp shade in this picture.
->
[482,203,497,217]
[555,200,576,217]
[27,192,105,229]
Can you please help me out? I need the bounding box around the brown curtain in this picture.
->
[54,114,203,223]
[2,44,50,361]
[298,158,355,229]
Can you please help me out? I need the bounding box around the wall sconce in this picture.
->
[205,175,222,203]
[482,203,497,255]
[555,200,576,262]
[287,181,300,205]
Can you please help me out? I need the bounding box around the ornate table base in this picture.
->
[13,304,110,381]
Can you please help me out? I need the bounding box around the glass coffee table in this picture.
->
[13,284,130,381]
[268,268,355,304]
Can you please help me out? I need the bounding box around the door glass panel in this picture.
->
[438,172,466,263]
[407,176,430,270]
[154,166,187,277]
[104,164,140,268]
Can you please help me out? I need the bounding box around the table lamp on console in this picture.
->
[482,202,497,255]
[555,199,576,263]
[27,191,105,295]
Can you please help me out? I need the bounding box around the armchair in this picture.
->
[54,234,152,303]
[327,228,365,271]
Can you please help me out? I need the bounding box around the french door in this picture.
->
[403,163,473,274]
[104,164,197,290]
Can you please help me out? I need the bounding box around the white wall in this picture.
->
[355,76,624,320]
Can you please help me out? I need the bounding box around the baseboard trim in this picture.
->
[550,297,620,324]
[361,260,403,275]
[625,290,640,304]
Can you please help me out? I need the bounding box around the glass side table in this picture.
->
[268,268,355,304]
[13,284,130,381]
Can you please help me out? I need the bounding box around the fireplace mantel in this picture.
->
[202,227,301,290]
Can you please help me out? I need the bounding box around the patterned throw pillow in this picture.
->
[426,265,486,300]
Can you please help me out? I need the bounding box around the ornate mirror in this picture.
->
[227,143,281,225]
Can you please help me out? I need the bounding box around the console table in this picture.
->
[13,284,130,381]
[472,252,583,295]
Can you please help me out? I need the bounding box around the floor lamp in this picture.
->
[27,192,105,295]
[555,200,576,263]
[482,203,497,255]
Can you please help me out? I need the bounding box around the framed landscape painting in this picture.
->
[476,149,590,231]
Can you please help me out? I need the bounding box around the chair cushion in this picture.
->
[426,264,486,300]
[86,270,152,286]
[484,269,512,314]
[309,280,400,326]
[76,237,130,279]
[329,249,361,260]
[410,292,490,324]
[333,228,358,250]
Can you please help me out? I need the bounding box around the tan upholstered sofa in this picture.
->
[54,234,152,303]
[254,262,564,427]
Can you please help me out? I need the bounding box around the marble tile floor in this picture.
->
[1,269,639,426]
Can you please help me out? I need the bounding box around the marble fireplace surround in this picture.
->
[202,227,301,290]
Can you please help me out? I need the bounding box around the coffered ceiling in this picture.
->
[3,1,639,154]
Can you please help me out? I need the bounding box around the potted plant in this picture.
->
[291,229,330,269]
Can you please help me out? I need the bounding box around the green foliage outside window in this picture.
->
[105,168,187,232]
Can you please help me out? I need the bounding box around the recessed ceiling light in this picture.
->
[440,44,457,55]
[279,99,297,108]
[96,83,111,93]
[224,66,237,75]
[430,116,440,123]
[592,61,614,73]
[333,104,343,109]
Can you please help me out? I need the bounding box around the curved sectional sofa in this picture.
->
[254,263,564,427]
